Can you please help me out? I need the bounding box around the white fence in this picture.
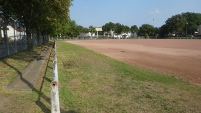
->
[51,41,60,113]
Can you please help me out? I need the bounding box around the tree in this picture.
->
[102,22,116,32]
[2,0,72,49]
[182,12,201,34]
[121,24,130,33]
[115,23,123,34]
[165,14,186,36]
[159,24,169,37]
[65,20,78,37]
[139,24,155,38]
[159,12,201,37]
[130,25,139,33]
[89,26,96,34]
[102,22,131,35]
[63,20,91,38]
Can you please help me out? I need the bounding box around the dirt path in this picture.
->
[67,39,201,86]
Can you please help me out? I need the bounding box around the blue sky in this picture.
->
[70,0,201,28]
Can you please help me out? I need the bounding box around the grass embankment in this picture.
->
[0,40,201,113]
[57,41,201,113]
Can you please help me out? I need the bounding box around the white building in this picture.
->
[78,32,95,39]
[113,32,132,39]
[7,25,23,41]
[1,19,25,42]
[95,27,102,38]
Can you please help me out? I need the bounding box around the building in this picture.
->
[95,27,102,38]
[78,32,95,39]
[113,32,132,39]
[1,18,25,43]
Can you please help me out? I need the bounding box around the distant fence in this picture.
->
[167,36,201,39]
[0,29,47,58]
[51,41,60,113]
[0,34,27,58]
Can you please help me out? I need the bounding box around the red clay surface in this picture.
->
[67,39,201,86]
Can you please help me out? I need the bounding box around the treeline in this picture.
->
[66,12,201,39]
[159,12,201,37]
[1,0,72,49]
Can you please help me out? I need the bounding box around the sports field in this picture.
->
[68,39,201,86]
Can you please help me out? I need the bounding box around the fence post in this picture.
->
[14,21,17,52]
[51,41,60,113]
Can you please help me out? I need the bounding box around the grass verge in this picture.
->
[0,42,53,113]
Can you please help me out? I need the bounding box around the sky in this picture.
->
[70,0,201,28]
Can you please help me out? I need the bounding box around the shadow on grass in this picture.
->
[35,44,77,113]
[34,47,54,112]
[1,42,78,113]
[0,43,50,112]
[4,60,34,89]
[4,45,50,90]
[1,48,42,90]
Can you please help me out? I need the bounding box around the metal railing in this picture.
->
[51,41,60,113]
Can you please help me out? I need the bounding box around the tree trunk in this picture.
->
[26,28,33,50]
[24,17,33,50]
[36,29,40,45]
[42,32,45,44]
[3,17,9,55]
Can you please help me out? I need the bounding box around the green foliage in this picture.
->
[102,22,130,35]
[130,25,139,33]
[102,22,116,32]
[65,20,79,37]
[63,20,90,37]
[139,24,155,37]
[89,26,96,33]
[56,41,201,113]
[144,33,149,39]
[159,24,169,37]
[1,0,72,48]
[165,14,186,35]
[160,12,201,37]
[182,12,201,34]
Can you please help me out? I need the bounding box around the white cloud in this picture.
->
[151,9,160,14]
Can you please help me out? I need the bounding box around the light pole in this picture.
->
[186,22,188,37]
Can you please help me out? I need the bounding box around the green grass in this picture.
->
[57,41,201,113]
[0,42,53,113]
[0,40,201,113]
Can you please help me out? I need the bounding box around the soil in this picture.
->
[67,39,201,86]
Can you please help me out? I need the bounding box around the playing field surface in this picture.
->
[67,39,201,86]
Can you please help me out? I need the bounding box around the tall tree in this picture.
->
[102,22,116,32]
[89,26,96,34]
[159,12,201,37]
[139,24,155,38]
[130,25,139,33]
[165,14,186,36]
[115,23,123,34]
[2,0,72,49]
[121,24,130,33]
[182,12,201,34]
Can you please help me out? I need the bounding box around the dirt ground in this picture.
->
[67,39,201,86]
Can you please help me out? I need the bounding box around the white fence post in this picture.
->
[51,41,60,113]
